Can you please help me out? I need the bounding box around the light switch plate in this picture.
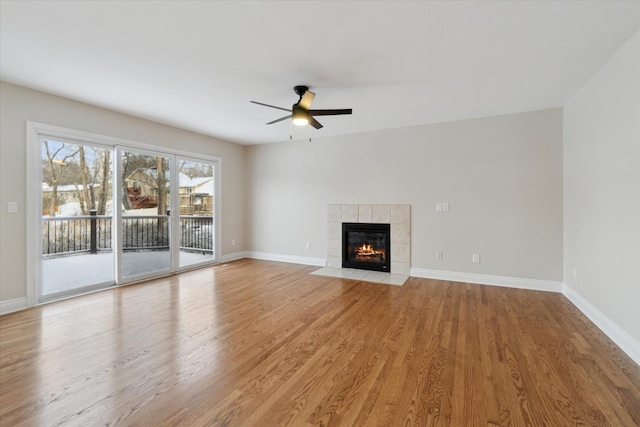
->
[8,202,18,213]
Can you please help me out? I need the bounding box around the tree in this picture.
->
[76,146,91,215]
[156,157,167,215]
[96,150,111,215]
[42,141,79,216]
[180,161,213,178]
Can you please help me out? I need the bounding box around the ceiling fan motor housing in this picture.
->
[293,85,309,97]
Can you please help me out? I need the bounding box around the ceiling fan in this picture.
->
[251,85,352,129]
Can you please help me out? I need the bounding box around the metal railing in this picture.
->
[180,216,214,253]
[43,213,112,256]
[42,211,214,258]
[122,215,170,251]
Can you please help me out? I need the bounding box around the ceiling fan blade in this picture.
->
[266,115,292,125]
[309,108,352,116]
[309,117,323,129]
[299,91,315,109]
[250,101,291,112]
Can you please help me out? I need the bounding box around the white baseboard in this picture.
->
[246,251,326,267]
[410,268,563,293]
[0,297,29,315]
[217,251,249,263]
[563,284,640,366]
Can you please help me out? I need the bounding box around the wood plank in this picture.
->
[0,259,638,426]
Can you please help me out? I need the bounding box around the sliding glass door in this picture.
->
[40,136,115,302]
[33,123,220,304]
[177,157,216,269]
[118,148,173,282]
[115,151,217,283]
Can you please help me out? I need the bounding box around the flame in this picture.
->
[356,243,385,259]
[358,244,375,255]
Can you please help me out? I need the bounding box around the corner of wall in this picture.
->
[563,283,640,366]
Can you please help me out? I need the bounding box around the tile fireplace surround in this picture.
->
[326,204,411,275]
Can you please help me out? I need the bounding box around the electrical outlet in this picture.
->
[435,251,443,260]
[231,239,236,246]
[305,241,311,250]
[442,202,449,212]
[472,253,480,263]
[436,202,442,212]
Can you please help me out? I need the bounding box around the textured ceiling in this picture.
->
[1,1,639,145]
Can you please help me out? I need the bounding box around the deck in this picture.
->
[42,251,214,295]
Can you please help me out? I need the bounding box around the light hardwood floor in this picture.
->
[1,259,639,426]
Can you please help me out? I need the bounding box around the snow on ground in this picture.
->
[42,251,214,295]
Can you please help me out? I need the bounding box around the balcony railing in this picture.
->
[42,211,213,258]
[43,214,111,255]
[180,216,213,252]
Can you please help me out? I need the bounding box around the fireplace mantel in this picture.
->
[326,204,410,275]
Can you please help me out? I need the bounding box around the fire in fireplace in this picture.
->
[342,222,391,272]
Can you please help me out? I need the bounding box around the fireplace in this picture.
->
[342,222,391,272]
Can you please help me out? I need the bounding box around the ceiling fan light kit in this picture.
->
[292,105,309,126]
[251,85,352,132]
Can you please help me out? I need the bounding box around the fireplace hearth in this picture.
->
[342,222,391,272]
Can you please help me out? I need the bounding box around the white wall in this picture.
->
[0,82,246,304]
[563,31,640,359]
[246,108,563,283]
